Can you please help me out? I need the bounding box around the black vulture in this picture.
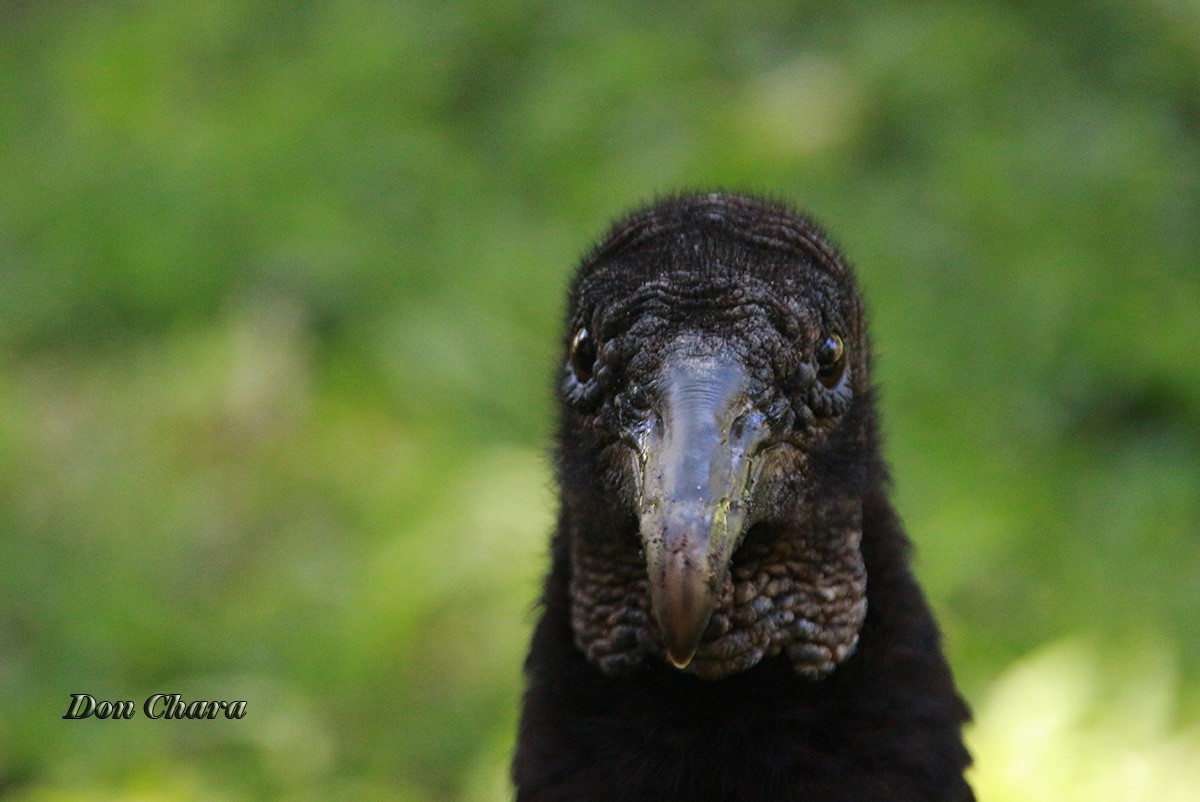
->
[513,193,974,801]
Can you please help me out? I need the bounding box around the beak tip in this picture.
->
[666,644,698,669]
[653,579,711,671]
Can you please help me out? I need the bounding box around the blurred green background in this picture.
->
[1,1,1198,799]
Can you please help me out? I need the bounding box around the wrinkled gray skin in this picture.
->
[560,194,874,680]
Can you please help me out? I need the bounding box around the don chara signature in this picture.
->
[62,693,247,720]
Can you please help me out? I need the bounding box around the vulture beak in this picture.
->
[635,352,771,668]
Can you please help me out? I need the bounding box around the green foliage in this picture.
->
[1,1,1198,798]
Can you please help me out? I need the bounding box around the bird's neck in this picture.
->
[564,488,870,681]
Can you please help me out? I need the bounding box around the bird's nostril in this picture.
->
[731,414,746,440]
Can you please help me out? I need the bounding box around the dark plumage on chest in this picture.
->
[513,193,974,801]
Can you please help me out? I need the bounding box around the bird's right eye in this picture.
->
[570,327,597,383]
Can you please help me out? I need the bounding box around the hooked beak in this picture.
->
[635,353,772,668]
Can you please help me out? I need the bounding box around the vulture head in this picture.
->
[558,193,877,681]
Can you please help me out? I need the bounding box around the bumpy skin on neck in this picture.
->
[570,495,867,680]
[514,194,974,801]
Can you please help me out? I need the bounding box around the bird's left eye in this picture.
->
[570,327,597,383]
[816,333,846,388]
